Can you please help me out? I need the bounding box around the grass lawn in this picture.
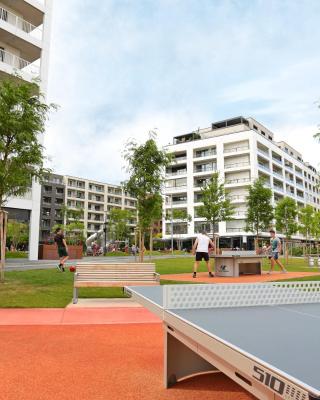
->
[0,256,318,308]
[5,251,28,259]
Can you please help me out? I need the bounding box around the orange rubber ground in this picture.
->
[0,323,255,400]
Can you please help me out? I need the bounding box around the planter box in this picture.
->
[39,244,83,260]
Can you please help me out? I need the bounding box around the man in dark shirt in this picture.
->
[54,228,69,272]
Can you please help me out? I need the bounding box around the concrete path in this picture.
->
[5,254,191,271]
[0,306,160,326]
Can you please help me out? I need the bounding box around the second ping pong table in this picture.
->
[125,282,320,400]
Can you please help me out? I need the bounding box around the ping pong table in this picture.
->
[125,282,320,400]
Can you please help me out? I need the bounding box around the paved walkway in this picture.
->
[0,324,254,400]
[161,270,320,283]
[5,254,191,270]
[0,306,160,326]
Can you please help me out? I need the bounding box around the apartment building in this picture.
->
[1,0,53,259]
[39,174,138,241]
[39,174,65,241]
[163,116,320,250]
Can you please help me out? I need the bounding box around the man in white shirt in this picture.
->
[192,231,214,278]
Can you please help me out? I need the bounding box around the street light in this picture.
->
[103,213,108,255]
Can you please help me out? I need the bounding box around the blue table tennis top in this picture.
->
[128,285,320,393]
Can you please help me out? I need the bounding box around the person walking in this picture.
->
[266,229,287,274]
[192,231,214,278]
[54,228,69,272]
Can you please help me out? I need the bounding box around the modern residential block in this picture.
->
[1,0,53,259]
[163,116,320,249]
[39,174,137,241]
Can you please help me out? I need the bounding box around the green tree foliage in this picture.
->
[312,211,320,241]
[52,206,84,245]
[123,133,171,261]
[171,208,192,222]
[275,197,298,239]
[245,178,273,245]
[275,197,298,262]
[108,208,135,241]
[299,205,315,243]
[6,220,29,250]
[196,172,234,237]
[0,79,56,206]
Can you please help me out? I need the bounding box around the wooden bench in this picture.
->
[73,263,160,304]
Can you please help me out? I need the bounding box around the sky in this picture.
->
[45,0,320,184]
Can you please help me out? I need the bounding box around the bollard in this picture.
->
[309,257,315,267]
[318,257,320,267]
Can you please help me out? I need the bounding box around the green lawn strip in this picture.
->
[0,257,318,308]
[5,251,28,259]
[276,275,320,282]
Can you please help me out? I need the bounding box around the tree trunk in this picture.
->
[138,229,142,263]
[0,210,8,283]
[149,227,153,260]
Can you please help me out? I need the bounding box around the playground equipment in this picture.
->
[306,254,320,267]
[86,229,106,255]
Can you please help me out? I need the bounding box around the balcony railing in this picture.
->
[273,171,283,179]
[172,199,187,205]
[0,49,40,76]
[224,146,249,153]
[225,178,251,185]
[273,185,284,193]
[285,164,294,171]
[230,195,247,202]
[258,163,270,172]
[272,157,282,165]
[226,227,245,232]
[0,6,42,38]
[194,150,216,159]
[166,169,187,177]
[258,148,269,156]
[165,185,187,192]
[225,162,250,169]
[173,156,187,162]
[194,165,216,173]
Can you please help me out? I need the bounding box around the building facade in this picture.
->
[1,0,53,259]
[163,116,320,249]
[39,174,137,241]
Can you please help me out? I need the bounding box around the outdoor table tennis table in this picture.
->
[125,283,320,400]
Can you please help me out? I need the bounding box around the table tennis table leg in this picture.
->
[164,325,218,388]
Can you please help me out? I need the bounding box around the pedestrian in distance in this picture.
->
[266,229,287,274]
[54,227,69,272]
[192,230,214,278]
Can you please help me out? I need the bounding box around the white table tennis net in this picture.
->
[163,282,320,309]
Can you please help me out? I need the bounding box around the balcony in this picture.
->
[225,178,251,185]
[272,157,282,165]
[273,171,283,179]
[284,164,294,171]
[193,164,216,173]
[194,150,216,159]
[225,162,250,170]
[0,48,39,78]
[229,195,247,202]
[258,163,270,172]
[224,146,249,154]
[296,182,304,189]
[273,185,284,193]
[258,147,269,157]
[165,185,187,193]
[166,169,187,177]
[0,6,42,38]
[226,227,245,232]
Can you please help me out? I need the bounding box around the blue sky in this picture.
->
[45,0,320,183]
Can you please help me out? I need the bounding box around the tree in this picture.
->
[299,205,315,252]
[275,197,298,263]
[108,208,134,242]
[245,178,273,249]
[123,132,171,262]
[311,211,320,243]
[197,172,234,247]
[6,220,29,250]
[0,78,56,282]
[52,206,85,245]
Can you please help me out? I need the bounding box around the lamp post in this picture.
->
[103,214,108,255]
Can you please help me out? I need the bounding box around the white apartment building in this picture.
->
[163,116,320,250]
[64,176,137,238]
[1,0,53,259]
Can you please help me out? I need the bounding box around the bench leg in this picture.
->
[73,287,78,304]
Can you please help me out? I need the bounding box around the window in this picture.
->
[253,125,258,131]
[0,8,8,22]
